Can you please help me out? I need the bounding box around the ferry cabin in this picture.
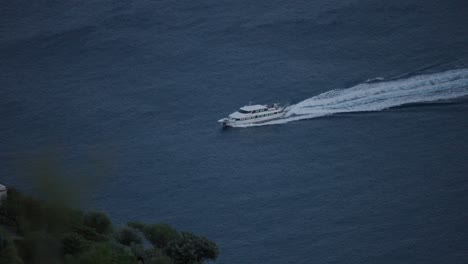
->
[228,104,283,122]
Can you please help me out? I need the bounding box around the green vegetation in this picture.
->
[143,223,179,248]
[0,188,219,264]
[165,232,219,264]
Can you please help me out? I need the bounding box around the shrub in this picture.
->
[44,206,83,235]
[2,189,46,235]
[165,232,218,264]
[73,225,107,242]
[116,227,142,246]
[143,223,179,248]
[0,188,82,236]
[16,231,61,264]
[127,221,146,232]
[77,244,137,264]
[83,212,112,235]
[0,234,23,264]
[0,189,220,264]
[149,255,174,264]
[62,233,89,255]
[138,247,169,264]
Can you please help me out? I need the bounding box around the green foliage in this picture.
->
[149,255,174,264]
[165,232,219,264]
[127,221,146,232]
[0,188,83,235]
[76,244,137,264]
[44,205,84,235]
[116,227,142,246]
[0,188,219,264]
[129,243,145,261]
[62,233,90,255]
[134,247,172,264]
[0,235,23,264]
[143,223,179,248]
[73,225,108,242]
[83,212,113,235]
[1,189,46,234]
[16,231,61,264]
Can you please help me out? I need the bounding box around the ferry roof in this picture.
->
[240,105,267,111]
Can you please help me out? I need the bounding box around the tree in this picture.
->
[62,233,89,255]
[77,244,137,264]
[1,188,220,264]
[83,212,112,235]
[1,189,46,235]
[149,255,174,264]
[116,227,142,246]
[165,232,218,264]
[143,223,179,248]
[127,221,146,232]
[73,225,107,242]
[44,205,83,235]
[130,246,173,264]
[16,231,61,264]
[0,234,23,264]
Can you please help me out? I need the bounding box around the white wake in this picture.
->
[235,68,468,127]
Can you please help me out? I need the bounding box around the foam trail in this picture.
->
[235,68,468,127]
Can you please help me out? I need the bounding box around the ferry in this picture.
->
[218,103,286,127]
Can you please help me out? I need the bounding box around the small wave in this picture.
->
[234,68,468,127]
[365,77,385,83]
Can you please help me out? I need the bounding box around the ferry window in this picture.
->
[239,109,251,114]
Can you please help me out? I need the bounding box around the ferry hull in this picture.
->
[218,112,285,127]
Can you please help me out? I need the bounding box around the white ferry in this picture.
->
[218,103,286,127]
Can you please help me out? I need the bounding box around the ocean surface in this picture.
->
[2,0,468,263]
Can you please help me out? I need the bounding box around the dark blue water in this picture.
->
[2,0,468,263]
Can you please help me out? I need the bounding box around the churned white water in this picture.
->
[234,68,468,127]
